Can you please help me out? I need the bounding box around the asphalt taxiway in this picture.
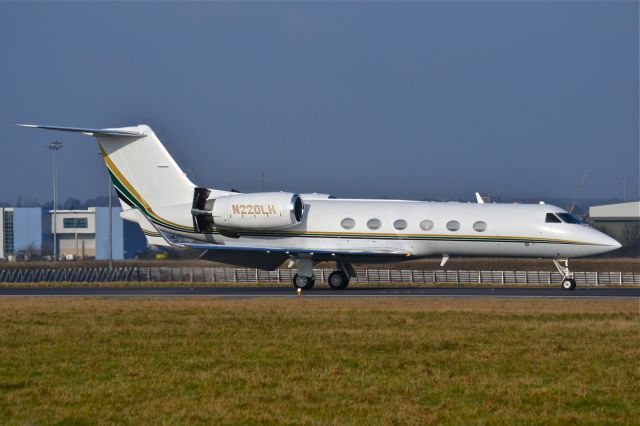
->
[0,286,637,298]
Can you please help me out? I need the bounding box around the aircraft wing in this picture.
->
[155,224,412,270]
[182,242,412,271]
[180,242,411,257]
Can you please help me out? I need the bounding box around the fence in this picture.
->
[0,266,639,285]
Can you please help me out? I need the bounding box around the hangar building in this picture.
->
[589,201,640,248]
[0,207,43,260]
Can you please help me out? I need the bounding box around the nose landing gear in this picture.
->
[553,258,576,291]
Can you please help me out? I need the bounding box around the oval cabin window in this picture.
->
[367,218,382,230]
[420,220,434,231]
[446,220,460,231]
[341,218,356,230]
[473,221,487,232]
[393,219,407,230]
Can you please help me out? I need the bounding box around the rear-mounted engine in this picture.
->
[210,192,304,230]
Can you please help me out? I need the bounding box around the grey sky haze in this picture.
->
[0,1,638,204]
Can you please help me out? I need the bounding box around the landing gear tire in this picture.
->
[328,271,350,290]
[561,278,576,291]
[293,274,315,290]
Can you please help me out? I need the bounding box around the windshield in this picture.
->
[545,213,562,223]
[556,213,582,224]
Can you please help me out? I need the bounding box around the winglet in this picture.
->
[475,192,484,204]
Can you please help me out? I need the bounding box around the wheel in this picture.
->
[561,278,576,291]
[328,271,350,290]
[293,274,315,290]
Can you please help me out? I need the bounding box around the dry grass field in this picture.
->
[0,297,638,424]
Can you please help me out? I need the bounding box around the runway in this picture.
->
[0,286,637,298]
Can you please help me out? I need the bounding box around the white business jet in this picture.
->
[19,124,621,290]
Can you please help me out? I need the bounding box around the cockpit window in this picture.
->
[557,213,582,224]
[545,213,562,223]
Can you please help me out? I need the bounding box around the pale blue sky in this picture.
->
[0,1,638,204]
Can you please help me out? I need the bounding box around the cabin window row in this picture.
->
[340,218,488,232]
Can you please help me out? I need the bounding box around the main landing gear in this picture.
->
[290,259,355,290]
[328,271,349,289]
[292,273,315,290]
[327,263,355,290]
[553,258,576,291]
[292,257,315,290]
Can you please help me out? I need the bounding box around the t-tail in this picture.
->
[17,124,199,245]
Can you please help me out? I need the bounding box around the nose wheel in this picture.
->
[553,259,576,291]
[561,278,576,290]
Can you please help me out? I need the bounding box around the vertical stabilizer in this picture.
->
[96,125,195,210]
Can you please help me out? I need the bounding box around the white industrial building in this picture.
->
[51,209,97,259]
[51,207,123,260]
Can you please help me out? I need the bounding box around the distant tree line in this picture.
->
[4,195,119,209]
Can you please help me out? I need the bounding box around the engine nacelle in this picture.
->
[211,192,304,230]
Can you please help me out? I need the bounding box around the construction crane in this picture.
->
[570,174,588,214]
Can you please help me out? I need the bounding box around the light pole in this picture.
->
[621,176,627,203]
[108,168,113,270]
[48,141,62,261]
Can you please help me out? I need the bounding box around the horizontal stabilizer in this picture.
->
[16,124,144,138]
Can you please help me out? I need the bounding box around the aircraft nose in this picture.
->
[609,237,622,250]
[594,230,622,251]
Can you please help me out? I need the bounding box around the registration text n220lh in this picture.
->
[232,204,277,215]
